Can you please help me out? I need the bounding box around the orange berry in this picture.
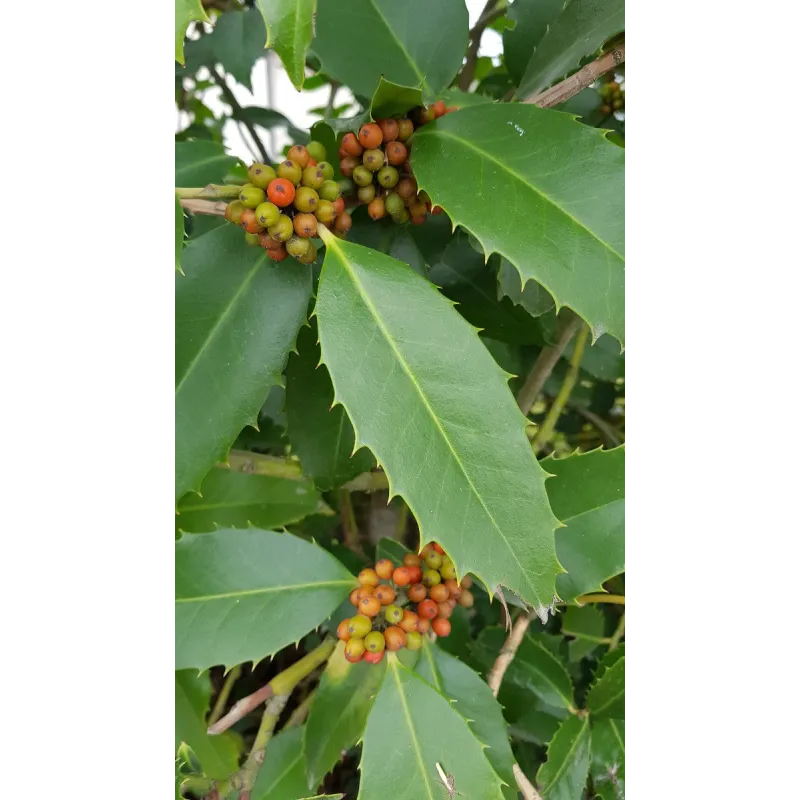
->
[364,649,385,664]
[447,597,457,609]
[332,197,345,215]
[358,568,380,587]
[407,566,423,584]
[258,231,283,250]
[337,619,351,641]
[444,579,461,598]
[397,177,417,199]
[384,625,407,651]
[339,156,359,178]
[342,132,364,157]
[345,638,366,662]
[349,588,361,606]
[407,583,427,603]
[377,118,399,142]
[266,245,288,261]
[375,559,395,580]
[461,575,473,589]
[458,589,474,608]
[368,196,386,220]
[375,584,396,606]
[432,617,451,637]
[267,178,295,207]
[417,598,438,619]
[392,566,412,586]
[333,212,352,233]
[430,584,449,603]
[294,212,318,238]
[358,122,383,149]
[239,209,260,234]
[437,602,453,619]
[359,595,382,617]
[432,100,447,118]
[416,617,431,634]
[403,553,422,568]
[307,158,318,167]
[338,146,348,159]
[399,609,419,633]
[433,543,445,554]
[385,140,407,166]
[287,144,310,169]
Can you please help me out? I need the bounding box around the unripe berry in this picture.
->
[612,98,623,110]
[417,598,438,619]
[240,185,266,209]
[244,232,260,246]
[461,575,473,589]
[392,566,412,586]
[342,132,364,157]
[416,617,431,634]
[359,594,382,617]
[432,100,447,118]
[277,159,303,184]
[375,559,395,580]
[248,163,278,189]
[240,209,261,234]
[422,569,442,587]
[347,614,372,638]
[432,617,451,637]
[405,630,423,650]
[267,178,296,207]
[358,122,383,149]
[384,604,404,625]
[319,180,341,202]
[403,553,422,568]
[407,583,427,603]
[352,165,373,186]
[399,609,419,633]
[306,140,327,162]
[333,211,352,232]
[286,235,313,260]
[294,186,319,213]
[425,551,443,569]
[397,118,414,141]
[600,104,612,115]
[287,145,310,169]
[368,196,386,220]
[377,118,399,142]
[313,162,333,183]
[296,241,318,265]
[332,197,346,216]
[315,199,336,224]
[358,184,377,204]
[377,166,399,188]
[439,560,457,580]
[365,630,386,653]
[420,543,434,557]
[429,584,449,603]
[345,638,366,663]
[385,141,408,166]
[437,602,453,619]
[457,589,474,608]
[392,208,410,225]
[375,584,396,606]
[358,568,380,587]
[444,579,461,598]
[364,649,385,664]
[267,245,288,261]
[397,177,417,199]
[301,165,326,190]
[255,201,281,228]
[337,619,351,641]
[225,200,245,224]
[339,156,359,178]
[267,215,293,242]
[384,625,407,651]
[362,149,384,172]
[294,212,318,238]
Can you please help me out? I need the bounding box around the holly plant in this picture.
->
[175,1,624,798]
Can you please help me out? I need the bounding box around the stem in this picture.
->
[179,198,228,217]
[516,314,582,415]
[513,764,544,800]
[175,185,243,200]
[237,693,289,793]
[284,689,316,728]
[208,638,335,736]
[457,0,500,90]
[339,489,362,554]
[532,323,589,452]
[325,80,340,117]
[486,610,535,696]
[570,403,622,447]
[395,499,409,543]
[223,451,305,480]
[563,593,625,606]
[608,611,626,651]
[208,65,269,163]
[208,666,242,727]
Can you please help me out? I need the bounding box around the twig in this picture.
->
[176,185,243,200]
[532,323,589,452]
[516,314,582,415]
[208,65,270,163]
[325,80,340,117]
[339,489,362,554]
[608,611,626,651]
[236,693,290,793]
[341,470,390,492]
[486,610,535,696]
[395,499,409,542]
[513,764,544,800]
[457,0,501,90]
[569,403,622,447]
[557,593,625,606]
[208,665,242,727]
[284,689,316,728]
[208,638,335,736]
[180,198,228,217]
[223,451,304,479]
[523,42,625,108]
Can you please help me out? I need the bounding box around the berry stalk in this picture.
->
[175,184,244,200]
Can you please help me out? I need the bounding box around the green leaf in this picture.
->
[497,258,555,318]
[208,8,266,90]
[313,0,468,102]
[176,468,323,533]
[515,0,625,99]
[175,670,240,779]
[175,140,239,186]
[473,628,574,711]
[542,447,625,603]
[586,655,624,719]
[176,0,209,64]
[252,726,308,800]
[591,719,624,799]
[176,195,185,273]
[175,225,311,500]
[509,707,562,746]
[348,207,426,275]
[535,714,592,800]
[285,323,375,490]
[375,537,412,564]
[438,87,496,109]
[416,642,517,798]
[175,528,356,670]
[256,0,316,90]
[412,104,625,346]
[304,641,386,789]
[369,77,424,119]
[502,0,563,85]
[563,334,624,382]
[315,230,562,617]
[562,605,606,661]
[359,655,505,799]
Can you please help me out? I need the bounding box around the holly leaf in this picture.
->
[176,195,185,273]
[412,105,624,346]
[497,258,555,318]
[349,206,427,275]
[536,714,592,800]
[208,8,266,90]
[503,0,563,85]
[315,230,562,618]
[256,0,316,90]
[304,642,386,789]
[542,447,625,603]
[358,654,505,799]
[175,140,239,186]
[175,225,311,500]
[375,537,412,564]
[176,0,209,65]
[252,727,308,800]
[313,0,468,102]
[561,605,606,661]
[516,0,625,99]
[285,323,375,491]
[415,642,517,798]
[591,719,624,799]
[586,654,624,719]
[438,87,496,109]
[563,334,624,382]
[175,468,324,533]
[175,528,356,670]
[175,670,240,779]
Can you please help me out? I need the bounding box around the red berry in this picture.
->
[375,559,395,580]
[345,638,366,662]
[407,566,423,584]
[384,625,407,651]
[332,197,345,215]
[399,609,419,633]
[364,649,385,664]
[337,619,351,641]
[432,617,451,637]
[431,205,443,215]
[240,209,261,234]
[461,575,473,589]
[358,123,383,149]
[358,568,380,587]
[392,566,412,586]
[432,100,447,118]
[444,579,461,598]
[374,584,396,606]
[417,598,438,619]
[430,584,449,603]
[446,106,459,114]
[342,132,364,157]
[432,543,445,554]
[377,118,399,142]
[417,617,431,634]
[267,178,295,207]
[266,245,288,261]
[407,583,427,603]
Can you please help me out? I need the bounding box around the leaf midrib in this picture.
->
[512,640,572,708]
[416,128,624,263]
[368,0,428,93]
[177,497,312,512]
[589,661,625,716]
[540,718,589,792]
[176,579,354,604]
[561,496,624,525]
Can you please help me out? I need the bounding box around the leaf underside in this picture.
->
[536,713,592,800]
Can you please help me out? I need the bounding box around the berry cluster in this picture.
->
[337,99,457,226]
[599,80,624,115]
[337,542,474,665]
[222,140,352,262]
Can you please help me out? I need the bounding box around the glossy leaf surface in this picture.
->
[586,654,625,719]
[252,726,308,800]
[590,719,625,799]
[208,8,266,90]
[176,0,209,64]
[503,0,563,85]
[536,714,592,800]
[175,140,239,186]
[256,0,316,90]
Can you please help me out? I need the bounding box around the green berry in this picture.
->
[244,232,260,246]
[347,614,372,638]
[240,185,266,209]
[296,241,318,265]
[405,630,423,650]
[362,149,384,172]
[248,163,278,189]
[385,192,404,216]
[364,631,386,653]
[225,200,245,225]
[317,161,335,181]
[357,184,376,204]
[277,159,303,184]
[353,165,373,187]
[377,166,399,188]
[255,202,281,227]
[319,180,341,202]
[301,165,326,190]
[425,551,443,570]
[422,569,442,587]
[286,235,312,259]
[392,208,410,224]
[294,186,320,212]
[338,178,355,196]
[267,215,293,242]
[315,199,336,224]
[385,604,404,625]
[306,140,327,162]
[439,560,457,580]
